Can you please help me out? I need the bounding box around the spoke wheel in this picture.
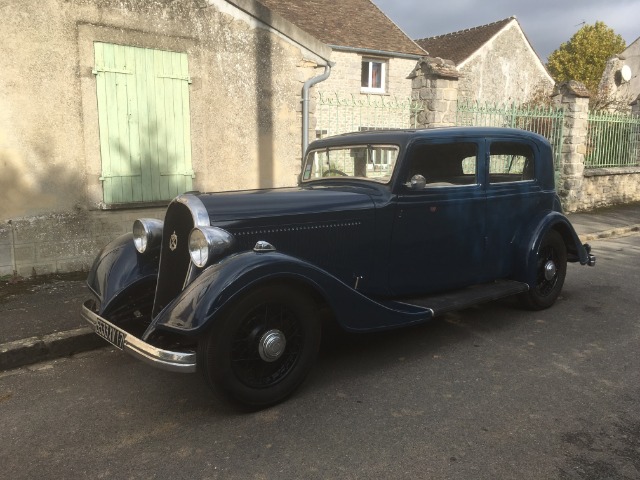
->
[198,284,321,407]
[519,230,567,310]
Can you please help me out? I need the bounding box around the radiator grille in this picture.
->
[152,201,194,317]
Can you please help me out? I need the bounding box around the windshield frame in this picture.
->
[301,143,401,185]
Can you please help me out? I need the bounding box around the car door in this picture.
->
[389,139,486,296]
[481,137,546,281]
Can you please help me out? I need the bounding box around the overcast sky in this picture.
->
[373,0,639,61]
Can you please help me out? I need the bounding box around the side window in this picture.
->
[405,143,478,189]
[361,58,387,94]
[489,142,535,184]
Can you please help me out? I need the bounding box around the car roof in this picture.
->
[307,127,550,150]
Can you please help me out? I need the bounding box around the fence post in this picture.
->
[409,57,459,128]
[552,81,590,212]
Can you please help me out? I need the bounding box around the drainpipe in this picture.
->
[302,61,335,158]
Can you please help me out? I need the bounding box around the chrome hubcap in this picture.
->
[544,260,557,281]
[258,329,286,362]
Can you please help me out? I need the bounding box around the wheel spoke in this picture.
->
[230,302,303,388]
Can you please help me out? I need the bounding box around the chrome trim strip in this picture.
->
[174,194,211,289]
[82,300,197,373]
[175,193,210,229]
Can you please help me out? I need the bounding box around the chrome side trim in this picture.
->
[82,300,197,373]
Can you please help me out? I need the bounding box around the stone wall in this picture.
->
[458,21,554,104]
[0,207,165,278]
[0,0,331,277]
[581,169,640,210]
[318,50,417,99]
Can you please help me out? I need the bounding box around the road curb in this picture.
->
[0,327,107,371]
[579,224,640,242]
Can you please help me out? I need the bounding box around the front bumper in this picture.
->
[81,300,197,373]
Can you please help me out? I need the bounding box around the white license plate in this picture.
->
[95,318,126,350]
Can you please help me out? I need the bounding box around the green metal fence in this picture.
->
[585,111,640,168]
[315,92,421,139]
[456,101,565,170]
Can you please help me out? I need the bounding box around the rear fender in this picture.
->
[87,233,159,315]
[149,251,429,337]
[513,211,588,285]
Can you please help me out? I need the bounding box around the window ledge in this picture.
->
[360,89,388,95]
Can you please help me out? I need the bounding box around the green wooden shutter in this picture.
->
[94,43,193,204]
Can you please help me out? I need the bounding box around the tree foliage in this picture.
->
[547,21,626,95]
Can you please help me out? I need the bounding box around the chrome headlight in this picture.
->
[133,218,164,254]
[188,227,235,268]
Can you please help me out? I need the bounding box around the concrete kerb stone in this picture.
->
[0,327,107,371]
[579,224,640,243]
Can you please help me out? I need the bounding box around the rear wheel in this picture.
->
[519,230,567,310]
[197,284,321,408]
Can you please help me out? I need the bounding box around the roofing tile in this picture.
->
[415,17,514,65]
[257,0,425,56]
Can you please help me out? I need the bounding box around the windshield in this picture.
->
[301,144,400,184]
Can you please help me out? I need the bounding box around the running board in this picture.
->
[394,280,529,317]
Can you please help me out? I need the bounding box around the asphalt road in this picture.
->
[1,234,639,480]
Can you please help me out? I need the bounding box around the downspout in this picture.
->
[302,61,335,158]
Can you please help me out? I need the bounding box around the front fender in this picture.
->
[87,233,159,314]
[513,211,588,285]
[148,251,430,337]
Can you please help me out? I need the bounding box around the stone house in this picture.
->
[415,17,554,105]
[258,0,426,137]
[599,36,640,111]
[0,0,333,277]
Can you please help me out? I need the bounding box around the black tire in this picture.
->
[519,230,567,310]
[197,284,321,408]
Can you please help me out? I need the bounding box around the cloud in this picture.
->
[374,0,640,61]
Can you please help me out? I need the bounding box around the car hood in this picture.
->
[196,185,380,286]
[197,185,377,226]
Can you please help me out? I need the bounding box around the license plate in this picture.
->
[95,318,126,350]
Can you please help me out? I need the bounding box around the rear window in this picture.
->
[489,142,535,183]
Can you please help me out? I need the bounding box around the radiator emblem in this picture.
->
[169,231,178,251]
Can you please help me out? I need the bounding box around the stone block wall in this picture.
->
[317,50,417,99]
[0,207,165,278]
[580,169,640,210]
[410,57,459,127]
[458,21,554,104]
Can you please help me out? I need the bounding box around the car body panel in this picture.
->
[83,127,594,374]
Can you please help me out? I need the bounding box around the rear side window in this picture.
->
[405,142,478,188]
[489,142,535,183]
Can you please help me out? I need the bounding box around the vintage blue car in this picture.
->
[82,127,595,407]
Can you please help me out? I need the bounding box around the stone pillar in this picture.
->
[631,94,640,117]
[409,57,460,128]
[552,81,590,212]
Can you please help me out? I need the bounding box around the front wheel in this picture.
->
[197,284,321,408]
[519,230,567,310]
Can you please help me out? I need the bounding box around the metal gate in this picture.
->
[456,101,565,170]
[315,92,421,139]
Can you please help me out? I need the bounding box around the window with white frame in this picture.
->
[361,58,387,93]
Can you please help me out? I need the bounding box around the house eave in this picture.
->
[329,44,424,60]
